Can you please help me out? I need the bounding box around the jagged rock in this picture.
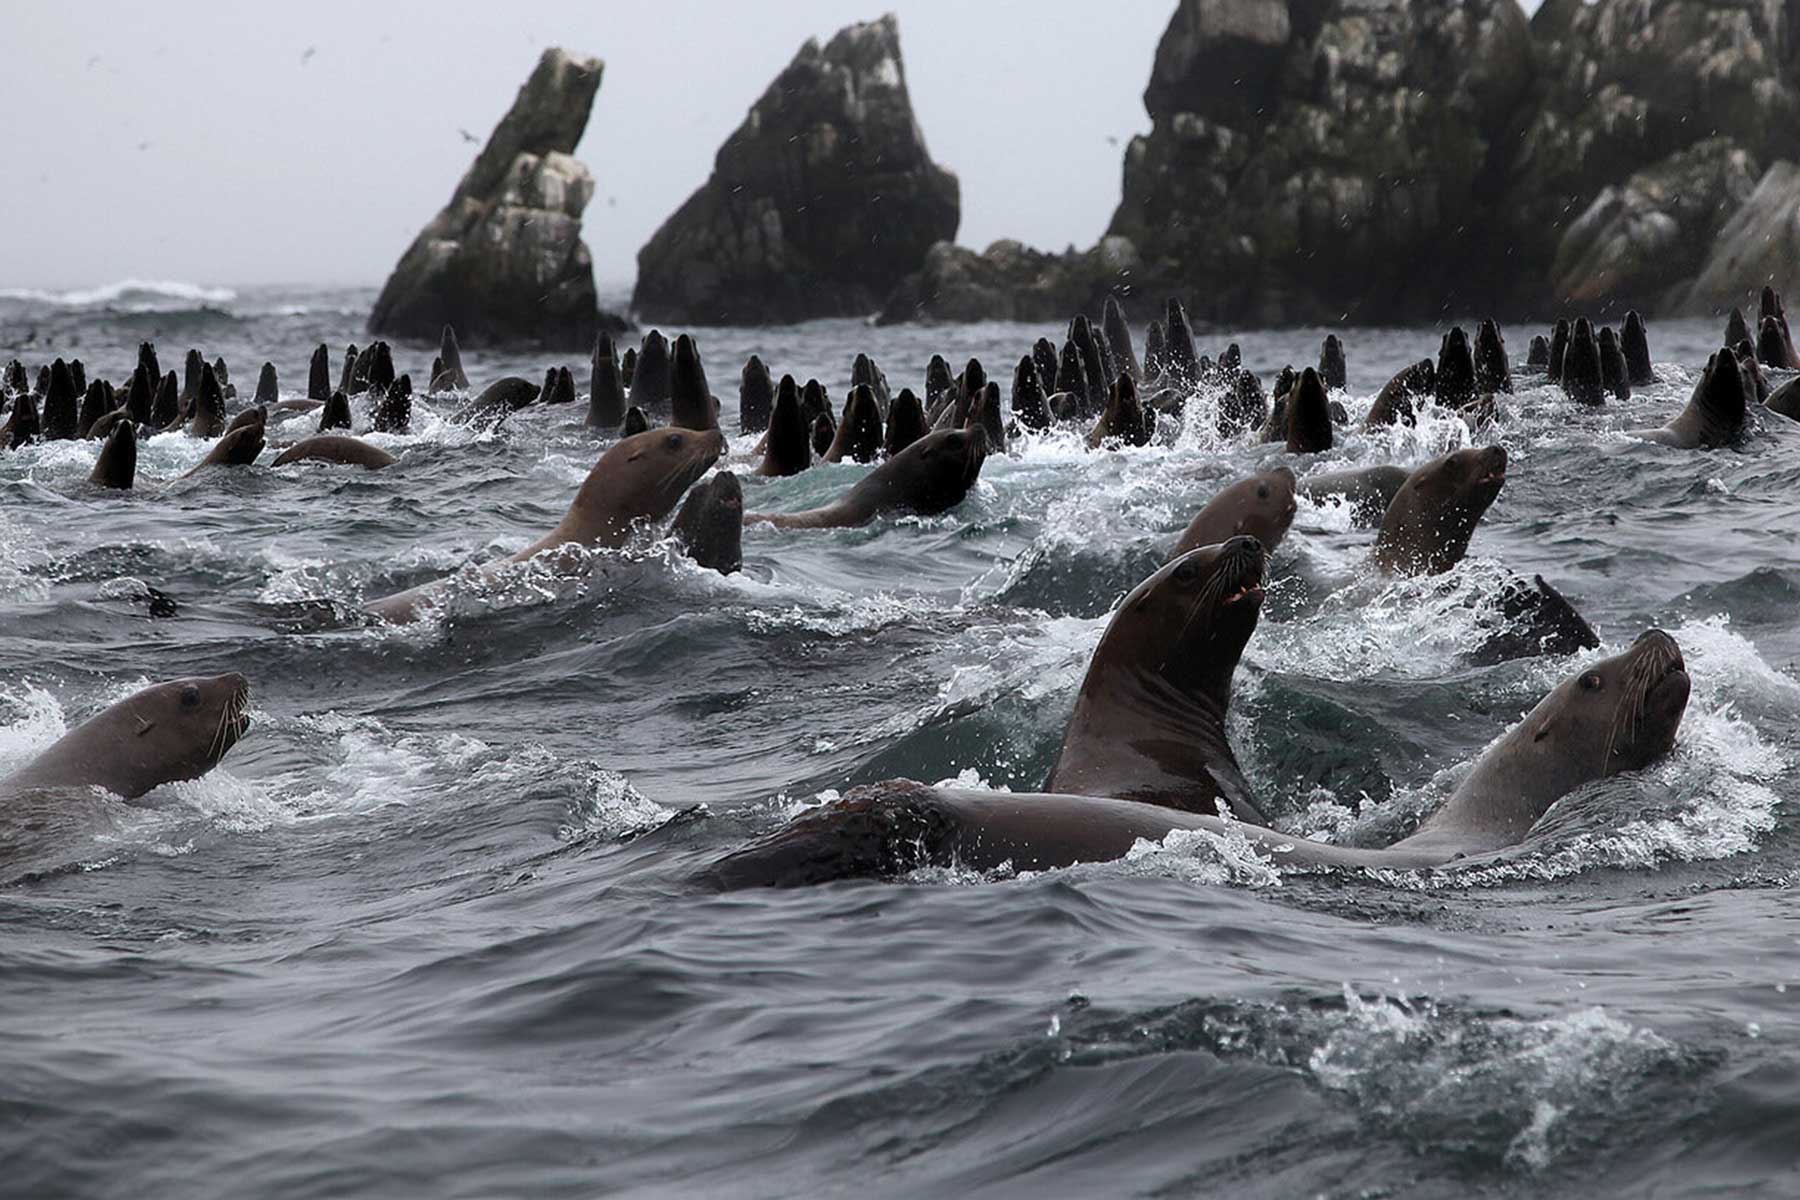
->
[1108,0,1533,325]
[1550,138,1761,311]
[877,237,1139,324]
[633,14,958,324]
[1681,162,1800,314]
[369,49,625,348]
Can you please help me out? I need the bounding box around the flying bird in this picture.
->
[458,128,479,144]
[300,46,316,65]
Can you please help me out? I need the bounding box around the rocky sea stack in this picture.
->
[369,49,626,348]
[633,14,959,325]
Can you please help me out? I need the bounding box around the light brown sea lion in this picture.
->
[180,409,266,478]
[365,426,726,623]
[1,674,251,801]
[271,435,398,470]
[1171,468,1297,557]
[705,631,1689,886]
[1044,536,1271,824]
[1628,350,1748,449]
[1298,465,1409,527]
[823,383,883,463]
[743,427,986,530]
[1374,446,1507,575]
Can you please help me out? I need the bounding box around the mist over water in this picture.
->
[1,282,1796,1196]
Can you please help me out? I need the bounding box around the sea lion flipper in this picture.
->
[1205,762,1270,828]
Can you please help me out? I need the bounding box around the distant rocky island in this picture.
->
[373,1,1800,344]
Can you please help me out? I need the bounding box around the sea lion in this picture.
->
[620,347,637,390]
[88,420,136,489]
[2,395,39,449]
[1598,327,1632,401]
[1319,334,1347,389]
[3,359,27,395]
[1374,446,1507,575]
[810,412,836,458]
[1172,468,1297,556]
[620,406,650,437]
[851,352,891,411]
[1473,320,1511,394]
[1298,464,1410,526]
[271,435,398,470]
[1621,311,1655,385]
[668,334,717,432]
[181,349,204,405]
[738,354,774,434]
[1630,350,1749,448]
[672,470,743,575]
[338,345,359,395]
[250,362,278,407]
[1280,367,1332,452]
[628,330,672,414]
[1469,574,1601,666]
[924,354,956,418]
[1072,317,1109,415]
[1086,373,1151,449]
[1559,318,1604,405]
[77,381,110,439]
[366,425,727,624]
[706,631,1688,886]
[318,390,353,432]
[801,378,833,429]
[1725,307,1752,351]
[757,377,811,477]
[373,374,411,433]
[589,333,628,431]
[1366,360,1433,429]
[543,366,576,406]
[181,409,265,477]
[1547,319,1571,383]
[1043,536,1270,823]
[1103,296,1141,381]
[86,405,133,442]
[1052,340,1091,418]
[0,674,252,802]
[1761,287,1800,368]
[744,427,986,530]
[1219,368,1267,437]
[1435,327,1476,408]
[1733,339,1771,404]
[1757,316,1790,372]
[308,344,333,401]
[824,384,883,463]
[454,376,540,425]
[1162,298,1201,385]
[184,364,227,437]
[1525,335,1550,373]
[120,366,153,424]
[362,343,396,396]
[1011,355,1050,431]
[41,359,77,440]
[1766,374,1800,421]
[967,381,1005,454]
[884,388,928,458]
[211,357,234,400]
[1142,320,1166,383]
[438,324,471,391]
[151,371,180,428]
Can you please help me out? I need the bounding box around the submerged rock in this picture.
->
[633,15,959,325]
[369,49,626,348]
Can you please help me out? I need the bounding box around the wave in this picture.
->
[0,279,237,308]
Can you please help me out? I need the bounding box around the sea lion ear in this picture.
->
[135,715,157,737]
[1533,719,1554,743]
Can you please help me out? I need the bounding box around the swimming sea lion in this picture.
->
[1761,287,1800,368]
[41,359,77,440]
[181,349,203,406]
[757,377,811,478]
[851,352,891,411]
[318,390,353,432]
[672,470,743,575]
[628,330,672,414]
[252,362,279,407]
[1298,464,1410,526]
[1435,327,1476,408]
[884,388,928,458]
[454,376,540,425]
[1629,350,1748,448]
[1559,318,1604,405]
[1086,373,1151,448]
[1142,320,1166,383]
[620,347,637,390]
[669,334,717,432]
[1162,298,1201,385]
[1366,360,1433,429]
[3,395,39,449]
[1468,574,1601,666]
[810,412,836,458]
[588,333,628,430]
[1172,467,1297,556]
[338,345,359,396]
[151,371,180,428]
[1,674,252,802]
[1733,339,1770,404]
[271,435,398,470]
[183,363,227,437]
[1766,374,1800,421]
[1621,311,1655,385]
[620,406,651,437]
[364,343,396,396]
[1072,317,1109,412]
[438,324,471,391]
[1375,446,1507,575]
[1030,339,1060,401]
[1103,296,1141,381]
[543,366,576,407]
[738,354,774,434]
[308,344,333,401]
[1598,327,1631,401]
[1044,536,1270,823]
[1546,319,1571,383]
[824,384,883,463]
[373,375,411,433]
[744,427,986,530]
[1525,335,1550,373]
[1052,340,1090,418]
[3,359,27,395]
[1282,367,1332,453]
[967,381,1006,454]
[1472,319,1511,394]
[1011,355,1050,431]
[924,354,956,419]
[1725,307,1752,352]
[77,380,111,439]
[1757,316,1790,372]
[366,425,727,624]
[182,409,265,477]
[1219,369,1267,437]
[1319,334,1347,389]
[88,420,136,489]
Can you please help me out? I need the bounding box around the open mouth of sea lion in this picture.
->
[1214,536,1268,610]
[1606,630,1689,771]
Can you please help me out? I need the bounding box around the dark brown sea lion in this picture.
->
[620,347,638,390]
[669,334,717,431]
[1598,327,1632,401]
[1525,335,1551,373]
[1766,374,1800,420]
[438,324,471,391]
[1220,369,1267,437]
[308,344,333,401]
[372,375,412,433]
[1725,307,1752,351]
[1757,316,1791,372]
[883,388,928,458]
[1044,536,1270,824]
[1621,311,1655,385]
[744,427,986,530]
[1,674,252,801]
[1560,318,1604,406]
[738,354,774,434]
[1469,575,1601,666]
[1011,355,1050,431]
[628,330,672,413]
[3,395,40,448]
[366,426,727,623]
[1086,373,1151,448]
[620,406,651,437]
[851,352,891,411]
[1365,360,1433,429]
[1761,287,1800,368]
[1435,327,1476,408]
[41,359,77,441]
[1171,468,1297,557]
[1103,296,1141,381]
[1298,464,1410,526]
[589,333,628,431]
[186,364,227,437]
[1052,340,1091,418]
[1629,350,1749,448]
[318,389,353,432]
[181,409,265,477]
[967,381,1005,454]
[338,345,359,395]
[1374,446,1507,575]
[151,371,180,428]
[824,384,883,463]
[757,376,811,477]
[253,362,279,407]
[1162,297,1201,385]
[706,630,1688,886]
[1284,367,1332,452]
[672,470,743,575]
[1072,317,1109,414]
[810,411,836,458]
[453,376,540,426]
[1319,334,1347,389]
[88,420,136,490]
[1473,319,1511,394]
[1733,339,1770,404]
[1547,318,1571,383]
[271,435,398,470]
[76,381,111,439]
[1142,320,1166,382]
[924,354,956,418]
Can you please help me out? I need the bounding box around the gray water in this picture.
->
[1,281,1796,1198]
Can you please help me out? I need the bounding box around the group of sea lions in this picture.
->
[13,284,1781,883]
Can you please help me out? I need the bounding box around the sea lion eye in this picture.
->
[1256,484,1270,499]
[1172,562,1199,585]
[1580,673,1603,692]
[665,433,683,451]
[180,685,201,708]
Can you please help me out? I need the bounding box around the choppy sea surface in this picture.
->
[1,281,1796,1198]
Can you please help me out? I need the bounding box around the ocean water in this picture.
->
[1,282,1796,1198]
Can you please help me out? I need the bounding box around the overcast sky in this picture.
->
[2,2,1182,290]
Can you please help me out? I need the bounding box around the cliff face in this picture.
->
[633,14,959,325]
[369,49,624,348]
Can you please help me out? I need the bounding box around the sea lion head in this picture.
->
[1174,467,1296,557]
[609,426,728,523]
[884,425,988,516]
[1375,445,1507,575]
[85,674,253,799]
[1104,535,1268,707]
[1519,630,1690,790]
